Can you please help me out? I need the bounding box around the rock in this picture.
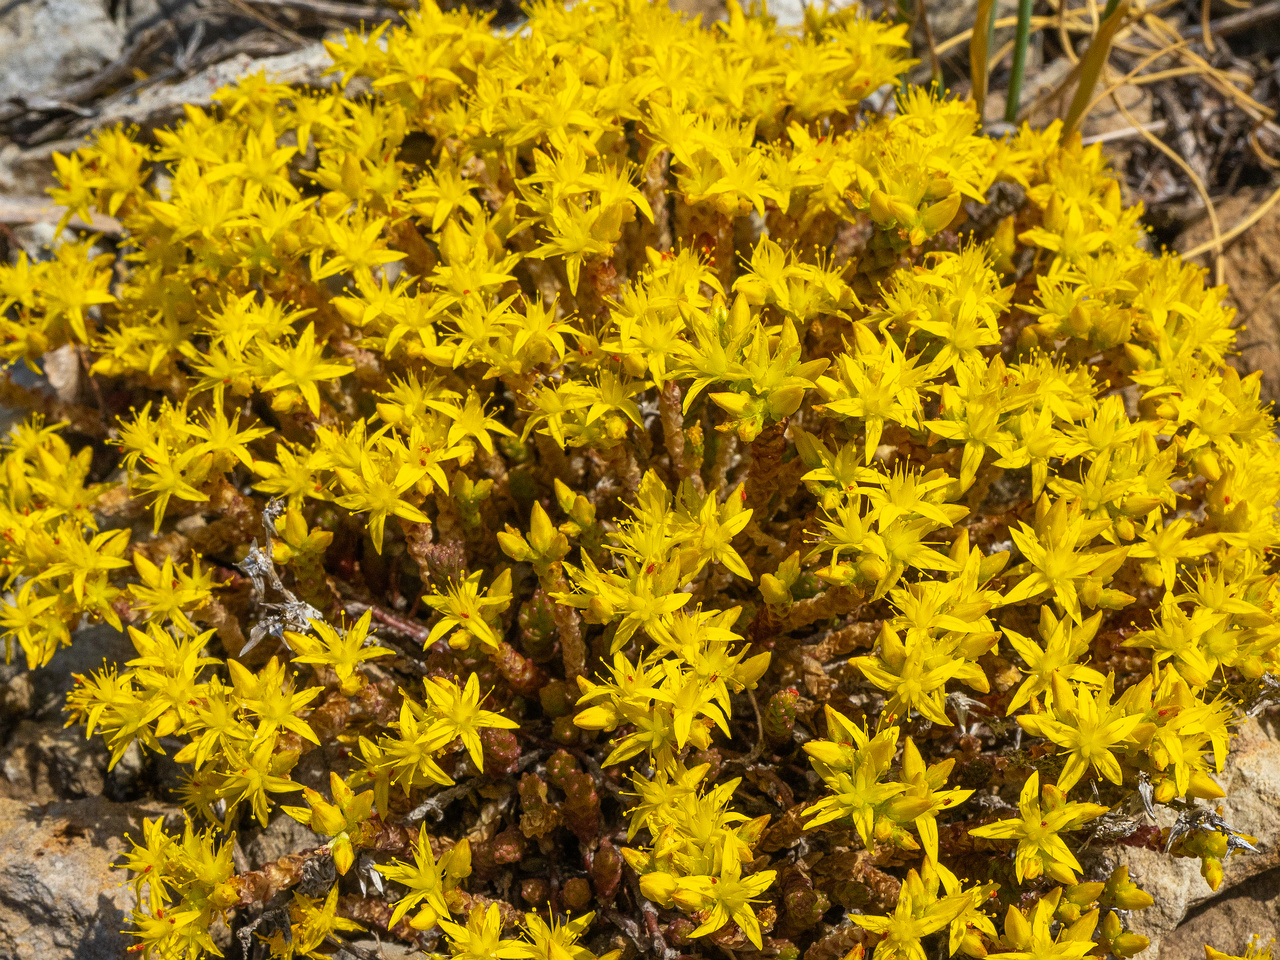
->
[0,625,145,802]
[0,196,123,237]
[1176,187,1280,411]
[0,719,108,801]
[335,938,421,959]
[1114,717,1280,959]
[0,794,177,960]
[42,343,80,404]
[92,42,335,132]
[103,740,149,803]
[1156,867,1280,960]
[244,808,325,870]
[669,0,727,22]
[0,664,34,721]
[290,741,353,793]
[767,0,818,27]
[26,624,135,721]
[0,140,70,198]
[0,0,124,107]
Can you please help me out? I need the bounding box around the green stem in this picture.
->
[1005,0,1035,124]
[1101,0,1121,18]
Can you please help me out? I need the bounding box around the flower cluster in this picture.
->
[1,0,1277,958]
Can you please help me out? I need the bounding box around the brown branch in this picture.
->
[1183,0,1280,39]
[243,0,402,21]
[0,24,175,126]
[0,197,122,234]
[344,599,430,643]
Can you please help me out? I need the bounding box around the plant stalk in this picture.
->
[1063,0,1129,138]
[971,0,997,120]
[1005,0,1035,124]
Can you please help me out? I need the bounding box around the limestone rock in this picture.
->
[244,807,325,870]
[0,0,124,107]
[22,624,134,719]
[0,626,143,802]
[0,794,176,960]
[0,719,108,801]
[92,42,335,132]
[1156,868,1280,960]
[1116,718,1280,959]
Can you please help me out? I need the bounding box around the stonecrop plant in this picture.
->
[1,0,1279,958]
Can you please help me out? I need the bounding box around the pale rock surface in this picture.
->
[1156,867,1280,960]
[0,0,124,106]
[0,794,177,960]
[93,42,335,130]
[1116,718,1280,959]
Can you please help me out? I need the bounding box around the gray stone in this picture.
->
[1156,867,1280,960]
[244,806,325,870]
[28,623,134,720]
[93,42,334,131]
[336,938,422,960]
[0,0,125,106]
[0,140,67,198]
[0,794,177,960]
[0,664,33,721]
[1116,718,1280,959]
[0,719,108,800]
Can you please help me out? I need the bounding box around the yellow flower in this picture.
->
[1018,673,1145,792]
[969,771,1109,883]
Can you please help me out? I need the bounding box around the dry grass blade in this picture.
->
[1138,15,1275,122]
[223,0,309,45]
[1241,278,1280,329]
[1063,0,1129,137]
[937,13,1060,56]
[1182,185,1280,260]
[1248,126,1280,169]
[1184,0,1280,38]
[244,0,403,21]
[1110,91,1224,283]
[938,0,1184,55]
[1080,118,1167,143]
[1079,36,1189,120]
[970,0,997,119]
[1056,0,1079,64]
[916,0,943,87]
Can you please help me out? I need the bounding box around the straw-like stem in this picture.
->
[971,0,998,120]
[1062,0,1129,137]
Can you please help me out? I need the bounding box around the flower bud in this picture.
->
[1201,857,1223,890]
[562,876,592,911]
[760,573,792,607]
[639,871,677,905]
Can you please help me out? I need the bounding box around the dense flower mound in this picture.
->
[0,1,1278,958]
